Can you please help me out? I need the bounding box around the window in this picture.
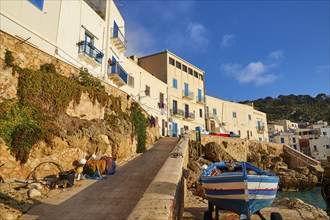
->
[188,68,193,75]
[199,74,204,81]
[128,75,134,87]
[323,132,327,136]
[293,144,297,150]
[169,57,175,66]
[313,145,317,151]
[199,109,203,118]
[259,138,262,141]
[213,108,217,115]
[280,138,285,143]
[182,65,187,72]
[29,0,44,10]
[327,145,330,149]
[194,71,198,78]
[248,114,252,121]
[145,85,150,96]
[176,61,181,69]
[172,78,178,88]
[292,137,296,143]
[233,112,237,118]
[250,131,252,137]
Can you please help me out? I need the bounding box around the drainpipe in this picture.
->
[102,0,112,81]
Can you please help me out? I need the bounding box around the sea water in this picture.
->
[275,187,326,210]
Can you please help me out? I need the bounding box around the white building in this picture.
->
[205,96,269,141]
[1,0,126,81]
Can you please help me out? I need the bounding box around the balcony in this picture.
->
[107,62,128,87]
[184,112,195,121]
[170,108,184,118]
[196,96,206,104]
[110,27,126,53]
[158,101,167,109]
[78,41,104,64]
[205,112,215,119]
[182,90,194,100]
[257,126,265,134]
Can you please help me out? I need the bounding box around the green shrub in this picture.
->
[131,103,147,153]
[40,63,56,73]
[4,49,14,66]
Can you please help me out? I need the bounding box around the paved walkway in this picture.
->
[21,137,178,220]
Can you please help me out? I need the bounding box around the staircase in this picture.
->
[206,113,228,133]
[283,145,323,172]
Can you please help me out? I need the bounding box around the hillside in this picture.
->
[240,94,330,123]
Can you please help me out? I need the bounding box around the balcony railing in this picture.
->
[257,126,265,134]
[184,112,195,120]
[196,96,206,104]
[182,90,194,100]
[78,41,104,63]
[107,62,128,87]
[170,108,184,117]
[111,27,126,53]
[158,101,167,109]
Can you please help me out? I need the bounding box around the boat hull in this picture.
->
[200,162,279,217]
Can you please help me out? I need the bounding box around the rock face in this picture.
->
[0,32,160,180]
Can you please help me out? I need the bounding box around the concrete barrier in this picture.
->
[128,135,189,220]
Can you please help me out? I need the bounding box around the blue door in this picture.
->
[113,21,119,37]
[198,89,202,102]
[184,83,189,96]
[111,56,117,73]
[172,122,178,137]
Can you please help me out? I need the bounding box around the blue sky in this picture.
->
[117,0,329,102]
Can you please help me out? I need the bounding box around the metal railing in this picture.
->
[196,96,206,103]
[170,108,184,117]
[111,27,127,46]
[158,101,167,109]
[78,41,104,63]
[108,62,128,84]
[182,90,194,99]
[184,112,195,119]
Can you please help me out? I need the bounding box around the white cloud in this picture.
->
[187,23,209,49]
[269,50,284,60]
[221,61,278,86]
[315,65,330,74]
[221,34,236,48]
[124,20,155,56]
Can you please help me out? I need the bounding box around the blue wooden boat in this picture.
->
[200,161,280,220]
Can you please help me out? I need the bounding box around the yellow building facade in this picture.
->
[138,50,205,137]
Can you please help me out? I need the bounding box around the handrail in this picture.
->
[108,62,128,83]
[283,145,321,167]
[78,41,104,63]
[182,90,194,99]
[111,27,127,46]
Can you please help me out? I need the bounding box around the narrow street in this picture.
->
[21,137,178,220]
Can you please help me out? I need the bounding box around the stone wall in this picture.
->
[190,132,283,161]
[0,31,160,180]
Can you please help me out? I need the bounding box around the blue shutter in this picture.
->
[173,78,177,88]
[111,56,117,73]
[113,21,119,37]
[184,83,189,96]
[29,0,44,10]
[198,89,202,101]
[257,121,261,129]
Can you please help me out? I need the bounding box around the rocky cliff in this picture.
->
[187,133,319,192]
[0,31,160,180]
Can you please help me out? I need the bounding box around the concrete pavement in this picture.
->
[21,137,178,220]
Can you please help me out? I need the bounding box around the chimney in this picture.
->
[130,55,138,63]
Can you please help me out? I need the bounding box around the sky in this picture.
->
[116,0,330,102]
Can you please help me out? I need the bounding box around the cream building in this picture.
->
[268,123,284,136]
[270,132,301,151]
[121,56,168,136]
[138,50,206,137]
[205,96,269,141]
[272,120,299,132]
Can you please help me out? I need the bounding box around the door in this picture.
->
[172,122,178,137]
[162,119,165,136]
[184,83,189,96]
[247,130,250,139]
[84,33,94,57]
[173,100,177,114]
[198,89,202,102]
[185,104,189,118]
[111,56,117,73]
[113,21,119,37]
